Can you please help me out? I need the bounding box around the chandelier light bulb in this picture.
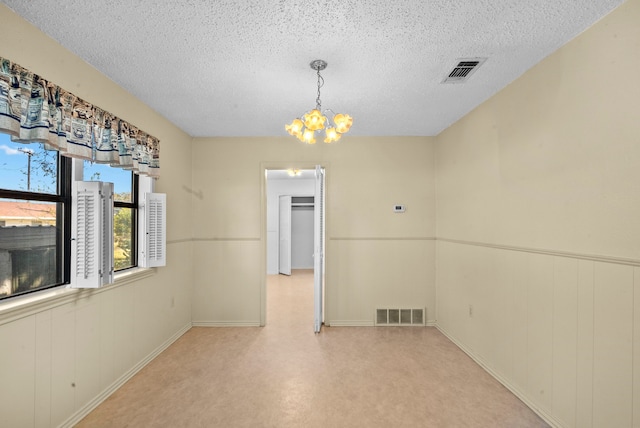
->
[304,109,325,131]
[302,128,316,144]
[333,113,353,134]
[285,118,303,137]
[324,127,341,143]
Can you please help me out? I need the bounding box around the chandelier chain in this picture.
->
[316,68,324,111]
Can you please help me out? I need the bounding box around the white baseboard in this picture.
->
[328,320,436,327]
[435,324,564,428]
[326,320,375,327]
[59,322,192,428]
[327,320,437,327]
[192,321,261,327]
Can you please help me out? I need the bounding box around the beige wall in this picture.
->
[0,5,194,427]
[191,136,436,326]
[435,1,640,427]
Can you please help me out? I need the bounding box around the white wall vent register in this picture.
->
[375,308,425,326]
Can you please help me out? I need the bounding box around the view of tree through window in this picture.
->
[0,134,67,299]
[83,161,137,271]
[1,138,58,194]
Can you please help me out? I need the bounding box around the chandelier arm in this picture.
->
[322,109,335,124]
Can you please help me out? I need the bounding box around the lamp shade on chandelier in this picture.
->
[285,60,353,144]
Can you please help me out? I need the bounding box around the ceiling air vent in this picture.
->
[442,58,487,84]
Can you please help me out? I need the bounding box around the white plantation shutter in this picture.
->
[141,192,166,267]
[70,181,114,288]
[100,182,114,284]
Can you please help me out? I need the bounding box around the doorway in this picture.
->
[279,195,315,275]
[263,166,325,332]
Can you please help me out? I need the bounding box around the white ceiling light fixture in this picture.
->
[285,60,353,144]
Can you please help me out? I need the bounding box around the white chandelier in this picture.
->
[285,60,353,144]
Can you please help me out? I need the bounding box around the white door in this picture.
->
[279,195,292,275]
[313,166,325,333]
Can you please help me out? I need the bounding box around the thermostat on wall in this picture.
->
[393,205,406,213]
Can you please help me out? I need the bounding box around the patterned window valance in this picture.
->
[0,56,160,177]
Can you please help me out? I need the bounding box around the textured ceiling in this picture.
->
[1,0,624,137]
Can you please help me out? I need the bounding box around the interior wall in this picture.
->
[191,136,436,326]
[0,5,194,427]
[266,176,315,274]
[435,1,640,427]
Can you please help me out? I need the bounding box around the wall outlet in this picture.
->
[468,304,473,317]
[171,296,175,308]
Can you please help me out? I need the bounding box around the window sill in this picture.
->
[0,267,155,327]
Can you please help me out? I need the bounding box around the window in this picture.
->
[0,56,162,300]
[0,132,153,300]
[0,134,71,299]
[83,161,139,271]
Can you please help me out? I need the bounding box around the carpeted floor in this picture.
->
[76,269,548,427]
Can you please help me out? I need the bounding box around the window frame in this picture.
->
[113,172,139,272]
[0,140,150,301]
[0,151,72,299]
